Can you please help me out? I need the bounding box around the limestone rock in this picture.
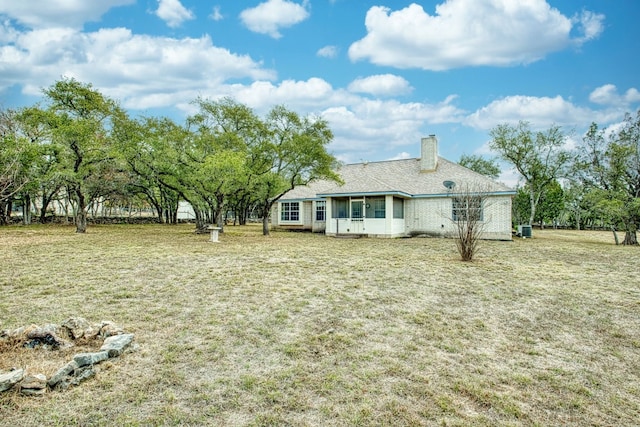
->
[25,323,73,349]
[48,361,79,388]
[100,333,135,358]
[1,324,37,340]
[0,368,24,392]
[21,388,46,396]
[73,351,109,367]
[61,317,91,340]
[20,373,47,395]
[58,366,97,390]
[98,321,124,338]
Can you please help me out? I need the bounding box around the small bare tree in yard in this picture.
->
[449,184,492,261]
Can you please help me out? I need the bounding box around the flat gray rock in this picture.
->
[100,333,134,357]
[48,361,79,387]
[73,351,109,367]
[0,369,24,392]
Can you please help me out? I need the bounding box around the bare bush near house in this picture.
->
[450,184,491,261]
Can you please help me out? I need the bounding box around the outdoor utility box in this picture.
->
[517,224,532,238]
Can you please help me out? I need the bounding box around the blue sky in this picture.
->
[0,0,638,185]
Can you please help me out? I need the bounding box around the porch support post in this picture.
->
[325,197,334,234]
[385,195,394,234]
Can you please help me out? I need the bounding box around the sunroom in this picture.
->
[322,193,407,238]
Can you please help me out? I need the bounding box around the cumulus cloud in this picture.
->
[0,25,275,109]
[348,0,603,70]
[231,77,337,110]
[317,96,466,162]
[240,0,309,39]
[347,74,413,97]
[465,95,596,130]
[155,0,194,28]
[0,0,135,29]
[317,45,338,59]
[589,84,640,106]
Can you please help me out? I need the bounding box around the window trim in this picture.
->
[315,201,326,221]
[452,196,483,222]
[281,201,300,222]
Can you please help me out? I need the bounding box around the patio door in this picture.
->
[351,200,364,233]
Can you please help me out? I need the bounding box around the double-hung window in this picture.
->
[452,196,483,221]
[281,202,300,221]
[316,201,326,221]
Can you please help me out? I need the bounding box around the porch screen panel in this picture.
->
[332,199,349,218]
[365,197,385,218]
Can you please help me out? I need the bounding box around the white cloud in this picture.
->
[155,0,194,28]
[348,0,602,71]
[465,95,596,129]
[318,96,465,162]
[589,84,640,106]
[0,25,275,109]
[232,78,336,108]
[210,6,223,22]
[347,74,413,97]
[572,10,605,45]
[0,0,135,29]
[240,0,309,39]
[317,45,338,59]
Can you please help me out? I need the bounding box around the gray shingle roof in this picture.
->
[281,156,514,201]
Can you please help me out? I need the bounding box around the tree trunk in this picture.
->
[74,189,87,233]
[40,192,55,223]
[215,194,224,233]
[611,226,620,245]
[528,188,536,226]
[623,230,638,246]
[76,208,87,233]
[262,201,272,236]
[21,194,31,225]
[0,200,7,225]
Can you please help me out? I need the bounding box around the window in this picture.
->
[452,196,483,221]
[393,198,404,219]
[332,199,349,218]
[365,197,385,219]
[316,201,326,221]
[281,202,299,221]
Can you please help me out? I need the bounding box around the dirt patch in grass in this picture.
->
[1,224,639,426]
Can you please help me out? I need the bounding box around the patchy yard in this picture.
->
[1,224,639,426]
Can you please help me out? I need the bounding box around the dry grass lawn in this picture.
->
[0,224,639,426]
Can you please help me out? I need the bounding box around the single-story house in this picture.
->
[272,136,515,240]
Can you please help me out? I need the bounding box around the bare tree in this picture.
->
[449,184,492,261]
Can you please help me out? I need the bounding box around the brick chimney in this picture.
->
[420,135,438,172]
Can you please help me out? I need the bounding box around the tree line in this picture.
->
[461,113,640,245]
[0,78,340,235]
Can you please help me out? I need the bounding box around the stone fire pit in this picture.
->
[0,317,135,396]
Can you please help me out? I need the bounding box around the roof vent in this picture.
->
[443,180,456,190]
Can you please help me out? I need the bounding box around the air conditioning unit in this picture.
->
[517,225,532,238]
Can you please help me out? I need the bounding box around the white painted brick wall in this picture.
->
[405,196,512,240]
